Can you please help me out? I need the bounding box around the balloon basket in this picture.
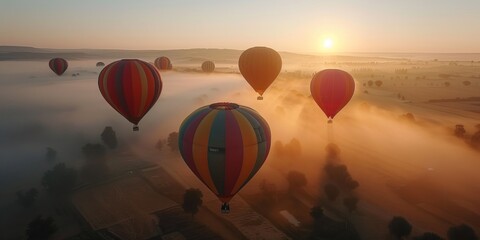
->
[327,119,333,124]
[257,96,263,100]
[221,202,230,214]
[133,125,139,131]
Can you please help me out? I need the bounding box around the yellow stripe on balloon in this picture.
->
[133,61,149,116]
[102,65,122,113]
[192,110,219,195]
[230,110,258,194]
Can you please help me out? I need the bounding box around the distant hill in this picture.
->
[0,46,403,62]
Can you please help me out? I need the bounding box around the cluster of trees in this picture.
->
[399,112,415,122]
[322,144,360,213]
[388,216,478,240]
[157,131,179,152]
[395,68,408,74]
[397,93,407,101]
[16,188,38,208]
[25,215,57,240]
[273,138,302,158]
[453,124,480,150]
[182,188,203,217]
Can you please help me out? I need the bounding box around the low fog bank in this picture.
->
[1,58,479,238]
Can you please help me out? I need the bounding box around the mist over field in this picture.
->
[0,49,479,239]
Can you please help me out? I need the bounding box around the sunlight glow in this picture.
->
[323,38,333,49]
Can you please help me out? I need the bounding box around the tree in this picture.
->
[283,138,302,157]
[45,147,57,161]
[101,126,118,149]
[343,196,359,213]
[375,80,383,87]
[463,80,472,86]
[182,188,203,217]
[388,216,412,239]
[447,224,478,240]
[471,130,480,149]
[25,215,57,240]
[414,232,444,240]
[81,143,106,160]
[286,171,307,192]
[259,179,278,202]
[41,163,77,195]
[367,80,373,87]
[310,206,324,220]
[324,183,340,201]
[454,125,466,138]
[16,188,38,208]
[167,132,179,152]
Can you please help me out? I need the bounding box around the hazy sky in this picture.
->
[1,0,480,53]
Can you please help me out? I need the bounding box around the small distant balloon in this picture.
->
[98,59,162,131]
[238,47,282,100]
[202,61,215,73]
[310,69,355,121]
[49,58,68,76]
[178,102,271,213]
[96,62,105,67]
[154,57,171,70]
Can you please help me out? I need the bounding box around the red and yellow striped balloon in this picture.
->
[98,59,162,130]
[201,61,215,73]
[179,102,271,207]
[49,58,68,76]
[154,56,171,70]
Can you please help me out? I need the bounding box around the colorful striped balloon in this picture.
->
[179,102,271,210]
[310,69,355,121]
[154,56,171,70]
[98,59,162,131]
[201,61,215,73]
[49,58,68,76]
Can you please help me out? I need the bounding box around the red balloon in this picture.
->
[310,69,355,120]
[49,58,68,76]
[98,59,162,130]
[154,56,171,70]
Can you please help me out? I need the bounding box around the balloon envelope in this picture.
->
[49,58,68,76]
[98,59,162,128]
[310,69,355,119]
[238,47,282,97]
[178,102,271,203]
[201,61,215,73]
[154,57,171,70]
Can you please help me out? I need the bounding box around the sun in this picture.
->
[323,38,333,49]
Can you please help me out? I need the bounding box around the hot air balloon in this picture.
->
[238,47,282,100]
[179,102,271,213]
[98,59,162,131]
[49,58,68,76]
[154,56,171,70]
[310,69,355,123]
[96,62,105,67]
[201,61,215,73]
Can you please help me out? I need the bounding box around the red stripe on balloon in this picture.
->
[224,110,244,196]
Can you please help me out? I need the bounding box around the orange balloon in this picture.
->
[238,47,282,99]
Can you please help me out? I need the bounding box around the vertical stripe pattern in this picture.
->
[310,69,355,119]
[98,59,162,125]
[49,58,68,76]
[154,56,171,70]
[201,61,215,73]
[178,102,271,203]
